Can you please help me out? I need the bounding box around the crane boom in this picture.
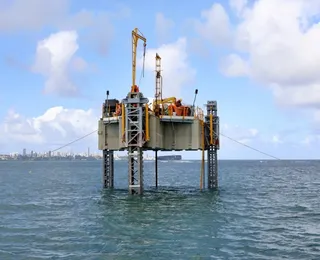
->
[131,28,147,92]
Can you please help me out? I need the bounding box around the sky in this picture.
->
[1,0,320,160]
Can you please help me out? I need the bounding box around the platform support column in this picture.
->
[128,146,143,194]
[155,150,158,188]
[207,146,217,188]
[205,101,219,189]
[122,92,148,195]
[103,149,114,188]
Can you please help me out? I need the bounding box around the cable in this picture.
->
[138,45,146,87]
[44,123,279,160]
[138,67,144,87]
[220,132,281,160]
[50,129,98,153]
[18,129,98,170]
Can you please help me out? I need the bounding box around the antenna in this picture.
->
[106,90,109,116]
[192,89,198,116]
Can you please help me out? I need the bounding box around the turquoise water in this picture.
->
[0,160,319,259]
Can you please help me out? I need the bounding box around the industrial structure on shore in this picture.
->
[98,28,220,194]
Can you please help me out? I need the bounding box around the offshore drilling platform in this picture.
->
[98,28,220,195]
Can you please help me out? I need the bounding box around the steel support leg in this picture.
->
[103,149,114,188]
[205,100,219,190]
[207,145,218,189]
[155,150,158,188]
[128,147,143,194]
[122,92,148,195]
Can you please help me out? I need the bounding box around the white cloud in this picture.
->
[142,38,196,98]
[188,38,211,59]
[64,10,115,56]
[221,123,259,146]
[194,3,232,46]
[314,110,320,123]
[218,124,318,159]
[220,0,320,109]
[0,0,68,32]
[229,0,248,16]
[271,134,283,144]
[32,30,85,97]
[217,123,284,159]
[301,134,320,145]
[71,57,87,72]
[155,13,174,44]
[0,106,98,152]
[0,0,126,56]
[220,54,249,77]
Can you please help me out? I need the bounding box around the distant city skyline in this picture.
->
[1,147,186,158]
[3,147,97,157]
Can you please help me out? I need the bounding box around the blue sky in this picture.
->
[0,0,320,159]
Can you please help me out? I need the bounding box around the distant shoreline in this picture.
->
[1,158,318,162]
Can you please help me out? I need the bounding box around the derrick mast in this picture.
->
[154,53,162,116]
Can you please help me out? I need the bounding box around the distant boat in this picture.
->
[157,155,182,161]
[144,154,155,161]
[114,153,182,161]
[114,153,155,161]
[114,153,128,160]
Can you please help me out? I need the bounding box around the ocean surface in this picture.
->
[0,159,319,259]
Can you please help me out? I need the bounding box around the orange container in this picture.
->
[175,106,184,116]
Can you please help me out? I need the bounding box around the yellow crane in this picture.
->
[131,28,147,92]
[153,53,184,116]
